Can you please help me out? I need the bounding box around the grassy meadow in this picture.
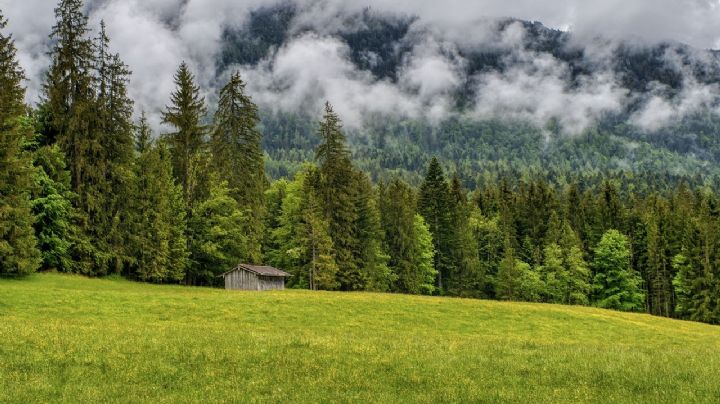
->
[1,273,719,403]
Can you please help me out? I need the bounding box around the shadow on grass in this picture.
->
[0,273,35,281]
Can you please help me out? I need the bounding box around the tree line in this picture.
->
[1,0,720,325]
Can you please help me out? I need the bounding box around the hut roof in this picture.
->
[223,264,292,277]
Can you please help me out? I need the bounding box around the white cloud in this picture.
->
[2,0,720,134]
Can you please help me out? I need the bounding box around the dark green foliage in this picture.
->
[352,173,394,292]
[127,135,188,283]
[417,157,454,291]
[315,102,360,290]
[211,72,265,262]
[162,62,208,207]
[30,145,89,273]
[0,15,41,275]
[592,230,646,311]
[378,179,436,294]
[187,179,247,285]
[0,119,41,275]
[267,167,339,290]
[43,2,135,275]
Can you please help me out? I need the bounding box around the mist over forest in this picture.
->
[5,0,720,184]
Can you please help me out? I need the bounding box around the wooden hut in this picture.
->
[222,264,291,291]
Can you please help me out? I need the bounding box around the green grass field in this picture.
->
[1,274,719,403]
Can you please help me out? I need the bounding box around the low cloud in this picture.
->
[2,0,720,134]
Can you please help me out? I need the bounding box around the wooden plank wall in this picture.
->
[224,269,285,291]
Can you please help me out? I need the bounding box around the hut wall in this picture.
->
[258,276,285,291]
[224,269,286,291]
[225,269,260,290]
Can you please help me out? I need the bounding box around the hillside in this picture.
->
[214,4,720,185]
[1,274,719,402]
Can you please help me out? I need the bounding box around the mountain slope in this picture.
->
[1,273,719,402]
[216,4,720,185]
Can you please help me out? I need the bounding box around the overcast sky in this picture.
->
[2,0,720,132]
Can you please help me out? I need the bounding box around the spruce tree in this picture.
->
[592,230,645,311]
[300,169,339,290]
[43,0,95,157]
[135,111,151,153]
[267,167,339,290]
[418,157,454,291]
[43,2,135,274]
[187,179,246,285]
[448,174,482,295]
[315,102,358,290]
[352,172,394,291]
[495,237,524,300]
[30,144,93,273]
[0,14,41,275]
[211,72,265,262]
[162,62,208,208]
[94,21,135,273]
[412,214,438,295]
[379,178,435,294]
[127,128,189,283]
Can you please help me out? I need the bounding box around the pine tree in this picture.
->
[0,14,41,275]
[565,245,591,305]
[211,72,265,263]
[417,157,453,291]
[162,62,208,208]
[187,179,247,285]
[127,127,189,283]
[592,229,645,311]
[495,237,524,300]
[671,253,694,319]
[673,198,720,323]
[43,0,95,156]
[43,2,135,274]
[300,170,339,290]
[473,211,505,298]
[94,21,135,273]
[353,172,394,291]
[448,174,482,296]
[267,167,338,290]
[379,179,435,295]
[412,214,437,295]
[315,102,358,290]
[135,111,151,153]
[539,243,567,303]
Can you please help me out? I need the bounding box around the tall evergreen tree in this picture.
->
[93,21,135,273]
[0,15,41,274]
[43,0,95,156]
[447,174,483,296]
[211,72,265,262]
[352,171,394,291]
[127,130,188,283]
[43,2,135,274]
[162,62,208,207]
[315,102,359,290]
[135,111,151,153]
[379,179,436,294]
[266,167,339,290]
[592,230,645,311]
[187,179,247,285]
[418,157,454,291]
[300,169,339,290]
[30,144,93,273]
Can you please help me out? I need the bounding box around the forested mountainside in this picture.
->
[221,4,720,186]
